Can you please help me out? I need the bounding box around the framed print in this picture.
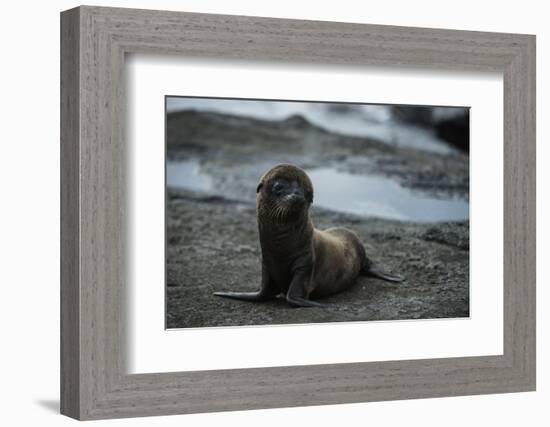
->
[60,6,535,420]
[164,97,471,329]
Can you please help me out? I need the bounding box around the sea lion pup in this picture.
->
[214,164,403,307]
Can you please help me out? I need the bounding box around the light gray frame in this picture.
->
[60,5,536,420]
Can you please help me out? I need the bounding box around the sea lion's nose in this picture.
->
[287,191,304,203]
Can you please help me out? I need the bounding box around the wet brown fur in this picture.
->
[214,164,402,307]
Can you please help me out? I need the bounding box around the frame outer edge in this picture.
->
[502,34,536,390]
[528,35,536,390]
[520,34,536,389]
[60,6,537,420]
[60,6,81,420]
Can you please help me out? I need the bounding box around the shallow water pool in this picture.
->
[167,160,468,223]
[306,167,468,222]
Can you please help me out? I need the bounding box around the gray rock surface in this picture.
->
[166,190,469,328]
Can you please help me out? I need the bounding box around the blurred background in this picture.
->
[166,97,469,222]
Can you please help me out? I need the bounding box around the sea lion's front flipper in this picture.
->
[285,267,328,308]
[363,264,404,283]
[286,295,328,308]
[213,290,274,302]
[214,263,277,302]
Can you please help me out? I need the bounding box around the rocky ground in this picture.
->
[166,189,469,328]
[165,110,469,329]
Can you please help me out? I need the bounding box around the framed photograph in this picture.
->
[164,96,470,329]
[60,6,535,420]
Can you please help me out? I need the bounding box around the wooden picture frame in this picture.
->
[60,5,536,420]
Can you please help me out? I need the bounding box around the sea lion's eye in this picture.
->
[272,182,284,193]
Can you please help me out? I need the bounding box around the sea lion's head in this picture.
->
[256,164,314,223]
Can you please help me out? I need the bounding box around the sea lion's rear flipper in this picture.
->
[362,264,404,283]
[213,290,275,302]
[358,242,404,283]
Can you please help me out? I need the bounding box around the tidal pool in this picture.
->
[305,167,468,222]
[167,159,213,192]
[167,160,468,223]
